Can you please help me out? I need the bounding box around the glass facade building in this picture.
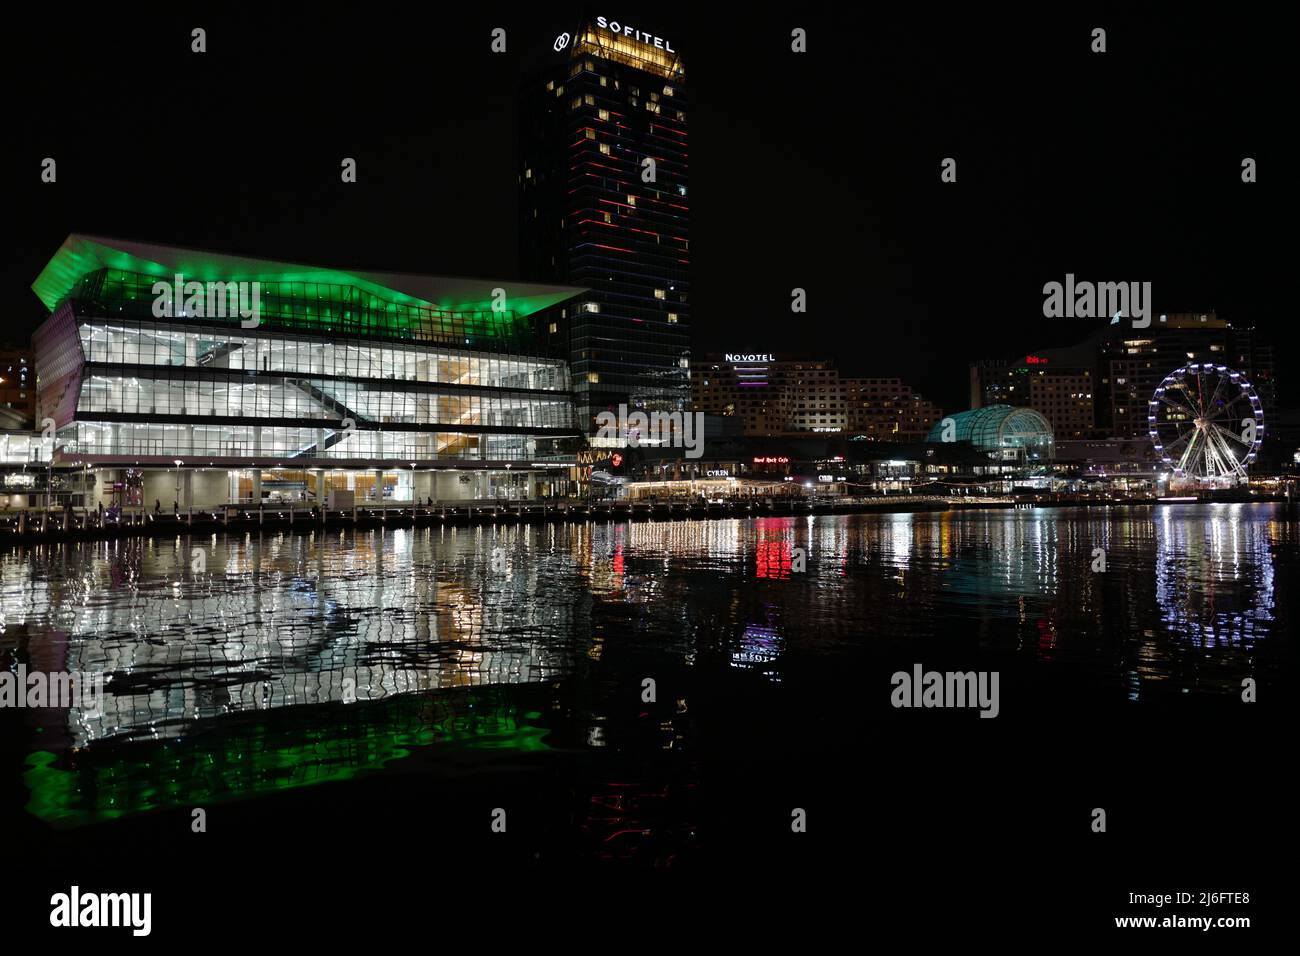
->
[32,235,585,507]
[925,406,1055,464]
[520,16,690,433]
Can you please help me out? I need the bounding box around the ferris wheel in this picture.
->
[1148,364,1264,483]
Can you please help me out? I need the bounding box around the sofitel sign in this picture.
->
[725,353,775,363]
[595,16,675,52]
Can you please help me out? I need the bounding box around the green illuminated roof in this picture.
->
[32,234,585,316]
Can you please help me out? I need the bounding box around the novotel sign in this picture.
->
[594,16,675,52]
[725,353,775,363]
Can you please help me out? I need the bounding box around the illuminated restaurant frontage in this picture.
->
[599,432,1061,499]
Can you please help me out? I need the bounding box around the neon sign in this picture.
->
[753,456,789,465]
[595,17,675,52]
[726,353,774,363]
[1026,355,1049,365]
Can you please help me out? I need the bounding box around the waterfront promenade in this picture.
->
[0,492,1242,544]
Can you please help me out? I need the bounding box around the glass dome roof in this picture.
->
[925,405,1055,458]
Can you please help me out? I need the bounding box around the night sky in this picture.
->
[3,5,1290,413]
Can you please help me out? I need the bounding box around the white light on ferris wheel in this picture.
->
[1148,364,1263,483]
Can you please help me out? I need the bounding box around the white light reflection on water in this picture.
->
[1,504,1293,746]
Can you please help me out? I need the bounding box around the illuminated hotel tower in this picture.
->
[520,16,690,434]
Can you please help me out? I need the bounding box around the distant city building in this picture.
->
[1101,312,1274,439]
[0,344,35,428]
[843,377,943,441]
[691,355,940,440]
[970,342,1098,440]
[520,15,690,434]
[971,312,1275,444]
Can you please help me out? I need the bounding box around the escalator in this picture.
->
[286,379,367,458]
[195,340,244,367]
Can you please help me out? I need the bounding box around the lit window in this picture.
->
[654,289,666,300]
[587,372,600,384]
[599,143,610,155]
[627,195,636,206]
[584,302,600,313]
[598,109,609,121]
[667,313,678,324]
[548,322,558,334]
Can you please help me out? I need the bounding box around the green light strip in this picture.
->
[33,235,584,318]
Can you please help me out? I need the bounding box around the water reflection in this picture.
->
[23,689,549,829]
[1155,504,1274,649]
[2,504,1294,830]
[3,527,584,746]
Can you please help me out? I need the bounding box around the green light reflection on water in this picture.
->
[24,693,549,828]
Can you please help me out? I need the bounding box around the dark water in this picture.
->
[2,504,1296,891]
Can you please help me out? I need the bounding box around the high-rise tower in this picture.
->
[520,16,690,434]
